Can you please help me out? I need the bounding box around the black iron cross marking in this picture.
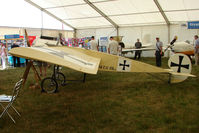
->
[170,56,189,73]
[119,60,130,70]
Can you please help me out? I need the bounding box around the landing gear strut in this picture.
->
[41,65,87,93]
[41,65,66,93]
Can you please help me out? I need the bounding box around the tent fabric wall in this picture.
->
[76,25,168,48]
[76,28,117,39]
[0,27,74,39]
[170,25,199,42]
[76,24,199,57]
[0,28,22,39]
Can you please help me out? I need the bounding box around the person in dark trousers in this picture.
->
[134,39,142,59]
[37,61,47,77]
[11,43,20,67]
[155,37,163,67]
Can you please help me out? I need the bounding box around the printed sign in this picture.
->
[188,21,199,29]
[4,34,20,39]
[99,37,108,46]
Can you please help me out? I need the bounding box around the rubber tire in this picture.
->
[52,72,66,86]
[41,77,58,93]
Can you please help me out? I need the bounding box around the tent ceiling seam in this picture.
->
[84,0,119,29]
[153,0,170,25]
[25,0,199,30]
[25,0,76,30]
[62,8,199,21]
[165,8,199,12]
[75,22,167,30]
[44,0,118,9]
[63,11,159,20]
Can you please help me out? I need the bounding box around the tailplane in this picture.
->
[168,53,195,83]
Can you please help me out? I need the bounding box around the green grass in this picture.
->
[0,58,199,133]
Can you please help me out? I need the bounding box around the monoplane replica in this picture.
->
[122,36,195,58]
[166,41,194,56]
[122,43,155,54]
[9,32,196,93]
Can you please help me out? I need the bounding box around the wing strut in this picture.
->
[21,29,41,89]
[22,60,42,89]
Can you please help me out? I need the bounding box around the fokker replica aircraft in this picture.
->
[123,37,195,58]
[9,36,196,93]
[111,36,155,55]
[122,43,155,55]
[166,41,194,56]
[162,36,195,61]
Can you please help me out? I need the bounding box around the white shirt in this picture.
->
[108,40,119,55]
[79,44,83,48]
[1,45,6,56]
[118,45,122,56]
[90,40,98,51]
[20,44,26,47]
[156,41,163,51]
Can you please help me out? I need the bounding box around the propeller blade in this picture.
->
[164,36,178,52]
[170,36,177,45]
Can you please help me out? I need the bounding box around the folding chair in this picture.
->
[0,79,23,123]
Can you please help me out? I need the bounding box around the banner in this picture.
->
[4,34,20,39]
[20,36,36,46]
[188,21,199,29]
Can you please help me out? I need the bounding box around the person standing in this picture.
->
[37,61,47,77]
[134,39,142,59]
[11,43,20,67]
[118,42,125,56]
[155,37,163,67]
[194,35,199,65]
[0,43,1,66]
[89,36,98,51]
[0,43,7,70]
[78,43,83,48]
[108,36,119,55]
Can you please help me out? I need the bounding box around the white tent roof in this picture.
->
[0,0,73,30]
[26,0,199,29]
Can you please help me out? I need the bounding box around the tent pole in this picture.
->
[116,27,119,37]
[74,29,76,38]
[168,24,170,43]
[167,24,171,58]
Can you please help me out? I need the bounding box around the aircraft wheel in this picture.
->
[41,77,58,93]
[52,72,66,86]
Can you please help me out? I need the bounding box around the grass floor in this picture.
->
[0,58,199,132]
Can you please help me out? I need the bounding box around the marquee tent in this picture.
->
[25,0,199,30]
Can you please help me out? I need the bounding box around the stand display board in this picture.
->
[4,34,20,39]
[2,35,29,66]
[99,37,108,53]
[99,37,108,46]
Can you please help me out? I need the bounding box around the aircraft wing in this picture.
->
[122,48,155,52]
[9,47,101,74]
